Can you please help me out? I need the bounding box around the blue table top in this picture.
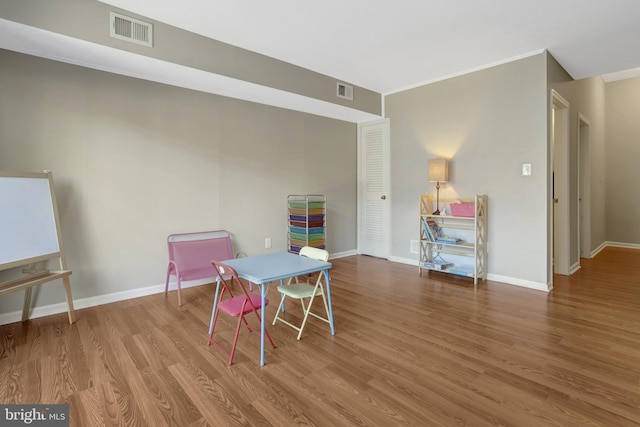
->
[222,251,332,284]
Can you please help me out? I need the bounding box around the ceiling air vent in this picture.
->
[110,12,153,47]
[337,82,353,101]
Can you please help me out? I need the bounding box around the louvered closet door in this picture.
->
[358,119,390,258]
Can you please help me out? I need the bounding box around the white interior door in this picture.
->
[357,118,390,258]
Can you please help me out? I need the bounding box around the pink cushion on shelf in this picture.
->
[450,203,475,217]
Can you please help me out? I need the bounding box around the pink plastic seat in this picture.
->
[208,261,275,365]
[165,230,234,306]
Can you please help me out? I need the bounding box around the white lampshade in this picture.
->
[428,159,449,182]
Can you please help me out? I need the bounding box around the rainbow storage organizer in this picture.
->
[287,194,326,254]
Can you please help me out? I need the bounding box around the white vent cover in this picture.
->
[337,82,353,101]
[110,12,153,47]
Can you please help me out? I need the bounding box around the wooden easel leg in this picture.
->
[63,276,76,324]
[21,287,33,322]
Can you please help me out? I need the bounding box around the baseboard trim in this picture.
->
[591,241,608,257]
[13,243,638,326]
[569,262,581,275]
[604,241,640,250]
[330,249,358,259]
[0,278,214,326]
[486,273,550,292]
[389,256,418,266]
[388,256,550,292]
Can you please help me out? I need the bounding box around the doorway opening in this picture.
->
[577,113,591,260]
[551,90,570,278]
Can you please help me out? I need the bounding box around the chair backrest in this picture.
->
[168,230,233,278]
[211,260,252,299]
[299,246,329,262]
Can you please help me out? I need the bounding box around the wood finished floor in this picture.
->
[1,246,640,426]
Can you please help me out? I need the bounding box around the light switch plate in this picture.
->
[522,163,532,176]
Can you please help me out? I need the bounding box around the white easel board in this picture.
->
[0,171,75,324]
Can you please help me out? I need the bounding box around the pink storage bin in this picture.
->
[450,202,475,217]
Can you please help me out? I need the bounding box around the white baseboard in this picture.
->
[10,243,637,326]
[0,250,355,326]
[591,241,608,257]
[330,249,358,259]
[604,241,640,250]
[388,255,550,292]
[569,262,581,275]
[0,278,214,326]
[389,255,418,266]
[486,273,551,292]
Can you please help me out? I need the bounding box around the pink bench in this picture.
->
[165,230,235,306]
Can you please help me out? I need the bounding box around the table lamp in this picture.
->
[428,159,449,215]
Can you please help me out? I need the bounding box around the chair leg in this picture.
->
[319,287,331,322]
[296,287,331,340]
[208,309,221,345]
[250,305,275,349]
[297,294,317,340]
[272,293,286,325]
[166,266,183,306]
[208,288,227,344]
[177,278,183,307]
[228,313,244,365]
[310,287,332,328]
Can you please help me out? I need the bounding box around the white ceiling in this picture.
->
[97,0,640,93]
[2,1,640,122]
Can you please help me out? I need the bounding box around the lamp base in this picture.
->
[432,209,440,215]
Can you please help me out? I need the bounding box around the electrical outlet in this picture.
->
[265,237,272,249]
[410,240,419,254]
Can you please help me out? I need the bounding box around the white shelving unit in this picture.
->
[419,194,487,285]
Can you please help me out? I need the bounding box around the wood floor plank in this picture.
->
[2,247,640,425]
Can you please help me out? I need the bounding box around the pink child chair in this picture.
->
[208,261,275,365]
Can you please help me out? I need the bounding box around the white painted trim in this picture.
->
[602,66,640,83]
[329,250,358,259]
[591,241,607,258]
[605,241,640,250]
[14,243,640,326]
[391,256,550,292]
[569,262,581,275]
[389,256,418,266]
[550,89,571,277]
[0,251,355,326]
[0,277,216,326]
[486,274,551,292]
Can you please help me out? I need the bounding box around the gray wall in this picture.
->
[0,0,381,115]
[386,53,550,287]
[548,71,607,265]
[605,76,640,243]
[0,49,357,314]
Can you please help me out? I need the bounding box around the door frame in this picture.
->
[577,113,591,259]
[550,89,570,279]
[357,118,391,258]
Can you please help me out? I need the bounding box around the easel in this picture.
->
[0,171,76,324]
